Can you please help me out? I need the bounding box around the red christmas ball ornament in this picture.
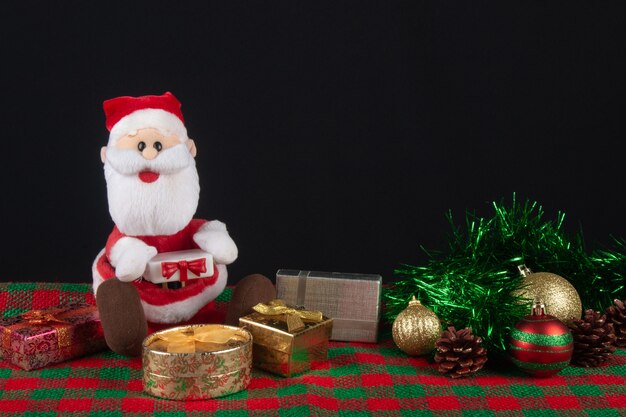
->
[509,301,573,377]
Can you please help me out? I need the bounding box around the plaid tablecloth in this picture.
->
[1,282,625,416]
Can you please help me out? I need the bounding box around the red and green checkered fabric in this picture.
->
[1,283,625,416]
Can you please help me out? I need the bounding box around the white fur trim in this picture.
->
[92,248,106,295]
[109,108,188,146]
[193,221,238,265]
[141,264,228,323]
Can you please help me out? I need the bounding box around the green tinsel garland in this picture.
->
[384,195,626,354]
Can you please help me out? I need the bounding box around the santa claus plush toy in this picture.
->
[93,92,246,356]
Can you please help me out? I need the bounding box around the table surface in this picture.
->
[1,282,625,416]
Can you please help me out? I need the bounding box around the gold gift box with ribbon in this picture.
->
[239,300,333,377]
[142,324,252,400]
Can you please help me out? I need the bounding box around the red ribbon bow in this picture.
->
[161,258,207,283]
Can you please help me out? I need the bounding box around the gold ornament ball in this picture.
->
[392,296,441,356]
[514,266,582,325]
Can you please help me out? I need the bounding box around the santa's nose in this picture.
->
[138,141,163,160]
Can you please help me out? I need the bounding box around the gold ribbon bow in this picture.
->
[22,308,70,325]
[157,327,246,353]
[252,299,324,333]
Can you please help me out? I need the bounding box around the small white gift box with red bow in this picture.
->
[144,249,214,286]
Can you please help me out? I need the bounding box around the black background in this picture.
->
[1,2,625,285]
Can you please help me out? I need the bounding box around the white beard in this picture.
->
[104,144,200,236]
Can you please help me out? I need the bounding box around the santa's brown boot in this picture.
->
[225,274,276,326]
[96,279,148,357]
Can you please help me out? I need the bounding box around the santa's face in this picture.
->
[102,128,200,236]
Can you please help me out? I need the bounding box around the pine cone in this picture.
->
[606,299,626,348]
[434,327,487,378]
[569,309,616,367]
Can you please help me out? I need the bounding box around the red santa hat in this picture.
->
[103,92,188,146]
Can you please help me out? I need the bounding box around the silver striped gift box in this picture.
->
[276,269,382,343]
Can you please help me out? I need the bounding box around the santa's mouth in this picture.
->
[139,171,160,183]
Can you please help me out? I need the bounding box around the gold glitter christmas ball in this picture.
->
[514,265,582,325]
[392,296,441,356]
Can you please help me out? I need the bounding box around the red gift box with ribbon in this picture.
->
[144,249,215,288]
[0,303,106,370]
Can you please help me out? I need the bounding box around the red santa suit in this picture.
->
[94,219,226,331]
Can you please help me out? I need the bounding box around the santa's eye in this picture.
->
[154,142,163,151]
[138,141,146,151]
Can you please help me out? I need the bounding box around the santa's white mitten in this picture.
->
[193,220,238,265]
[109,237,158,282]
